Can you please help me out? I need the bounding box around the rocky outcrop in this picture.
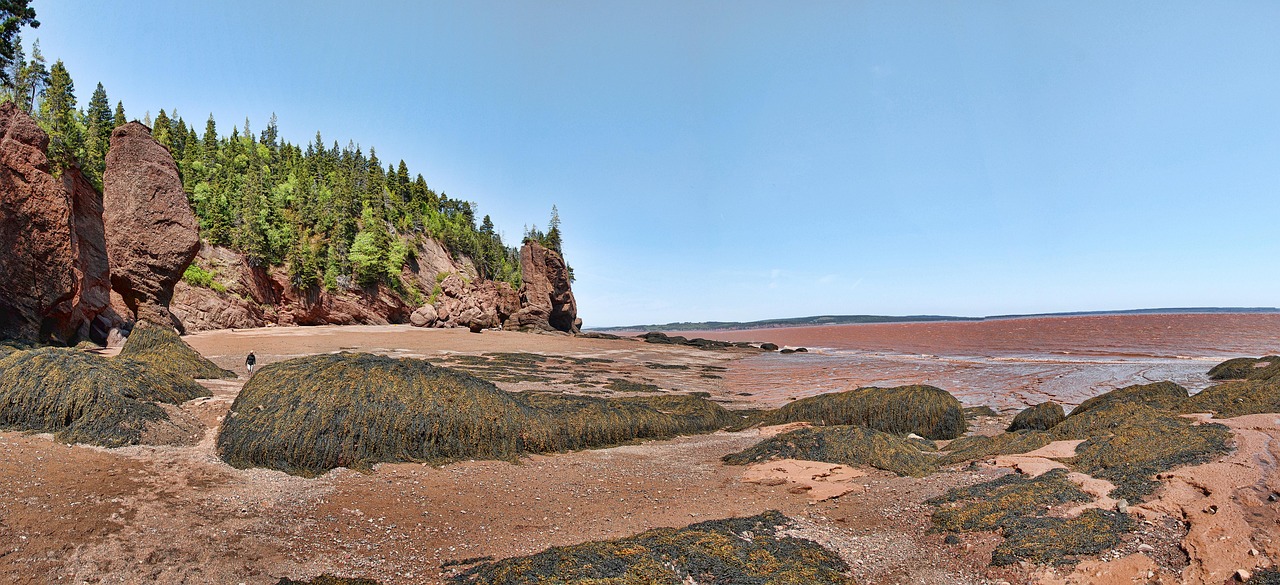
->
[510,241,579,333]
[170,243,415,332]
[103,122,200,331]
[0,102,110,344]
[429,274,521,330]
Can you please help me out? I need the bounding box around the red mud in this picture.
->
[684,313,1280,410]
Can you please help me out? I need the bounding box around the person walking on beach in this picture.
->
[246,351,256,374]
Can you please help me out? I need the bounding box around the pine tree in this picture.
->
[545,205,563,255]
[3,32,23,102]
[0,0,37,84]
[203,114,219,164]
[112,100,125,128]
[153,108,171,147]
[83,81,111,184]
[37,59,79,169]
[18,38,45,112]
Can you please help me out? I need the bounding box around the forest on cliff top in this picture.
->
[1,14,564,302]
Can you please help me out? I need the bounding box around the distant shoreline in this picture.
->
[589,307,1280,333]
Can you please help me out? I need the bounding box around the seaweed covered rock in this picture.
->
[937,431,1053,466]
[118,324,235,379]
[519,392,737,452]
[761,384,966,440]
[276,576,380,585]
[0,347,209,447]
[929,469,1131,566]
[1052,402,1231,501]
[447,510,852,585]
[103,122,201,331]
[1008,402,1065,432]
[990,509,1133,567]
[930,469,1092,532]
[1180,380,1280,417]
[723,425,937,476]
[1246,568,1280,585]
[217,353,737,476]
[1069,381,1188,416]
[1208,356,1280,381]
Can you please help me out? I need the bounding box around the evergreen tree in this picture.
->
[17,38,45,112]
[36,59,79,169]
[2,32,22,102]
[545,205,563,255]
[112,100,125,127]
[152,108,171,148]
[0,0,37,84]
[83,81,111,184]
[202,114,217,161]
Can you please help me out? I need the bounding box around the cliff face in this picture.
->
[0,103,111,344]
[170,239,581,334]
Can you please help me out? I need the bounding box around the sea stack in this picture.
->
[0,102,110,344]
[102,122,200,331]
[511,240,579,333]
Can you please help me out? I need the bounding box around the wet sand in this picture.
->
[682,313,1280,410]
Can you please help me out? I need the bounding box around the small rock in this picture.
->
[1116,499,1129,514]
[1137,543,1154,552]
[1235,569,1251,581]
[943,534,960,545]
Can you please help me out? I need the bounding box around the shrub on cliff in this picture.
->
[446,510,851,585]
[1008,402,1065,432]
[722,425,938,477]
[216,352,736,476]
[1208,356,1280,381]
[0,347,209,447]
[118,324,235,380]
[759,384,966,440]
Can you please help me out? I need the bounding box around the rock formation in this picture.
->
[430,274,521,331]
[510,240,579,333]
[102,122,200,331]
[170,243,415,332]
[0,102,110,344]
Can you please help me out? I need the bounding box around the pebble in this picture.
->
[1235,569,1251,581]
[1137,543,1154,552]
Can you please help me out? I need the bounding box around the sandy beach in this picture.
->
[2,315,1279,584]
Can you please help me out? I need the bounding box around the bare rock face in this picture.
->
[103,122,200,330]
[0,102,110,343]
[427,273,520,330]
[512,241,579,333]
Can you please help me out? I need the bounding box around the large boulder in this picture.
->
[103,122,200,331]
[409,304,437,327]
[0,102,110,343]
[512,241,578,333]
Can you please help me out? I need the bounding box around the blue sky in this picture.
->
[30,1,1280,326]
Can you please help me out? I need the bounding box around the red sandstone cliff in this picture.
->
[0,103,111,344]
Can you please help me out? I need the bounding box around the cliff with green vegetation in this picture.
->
[0,32,577,334]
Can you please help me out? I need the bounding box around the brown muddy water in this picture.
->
[681,313,1280,411]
